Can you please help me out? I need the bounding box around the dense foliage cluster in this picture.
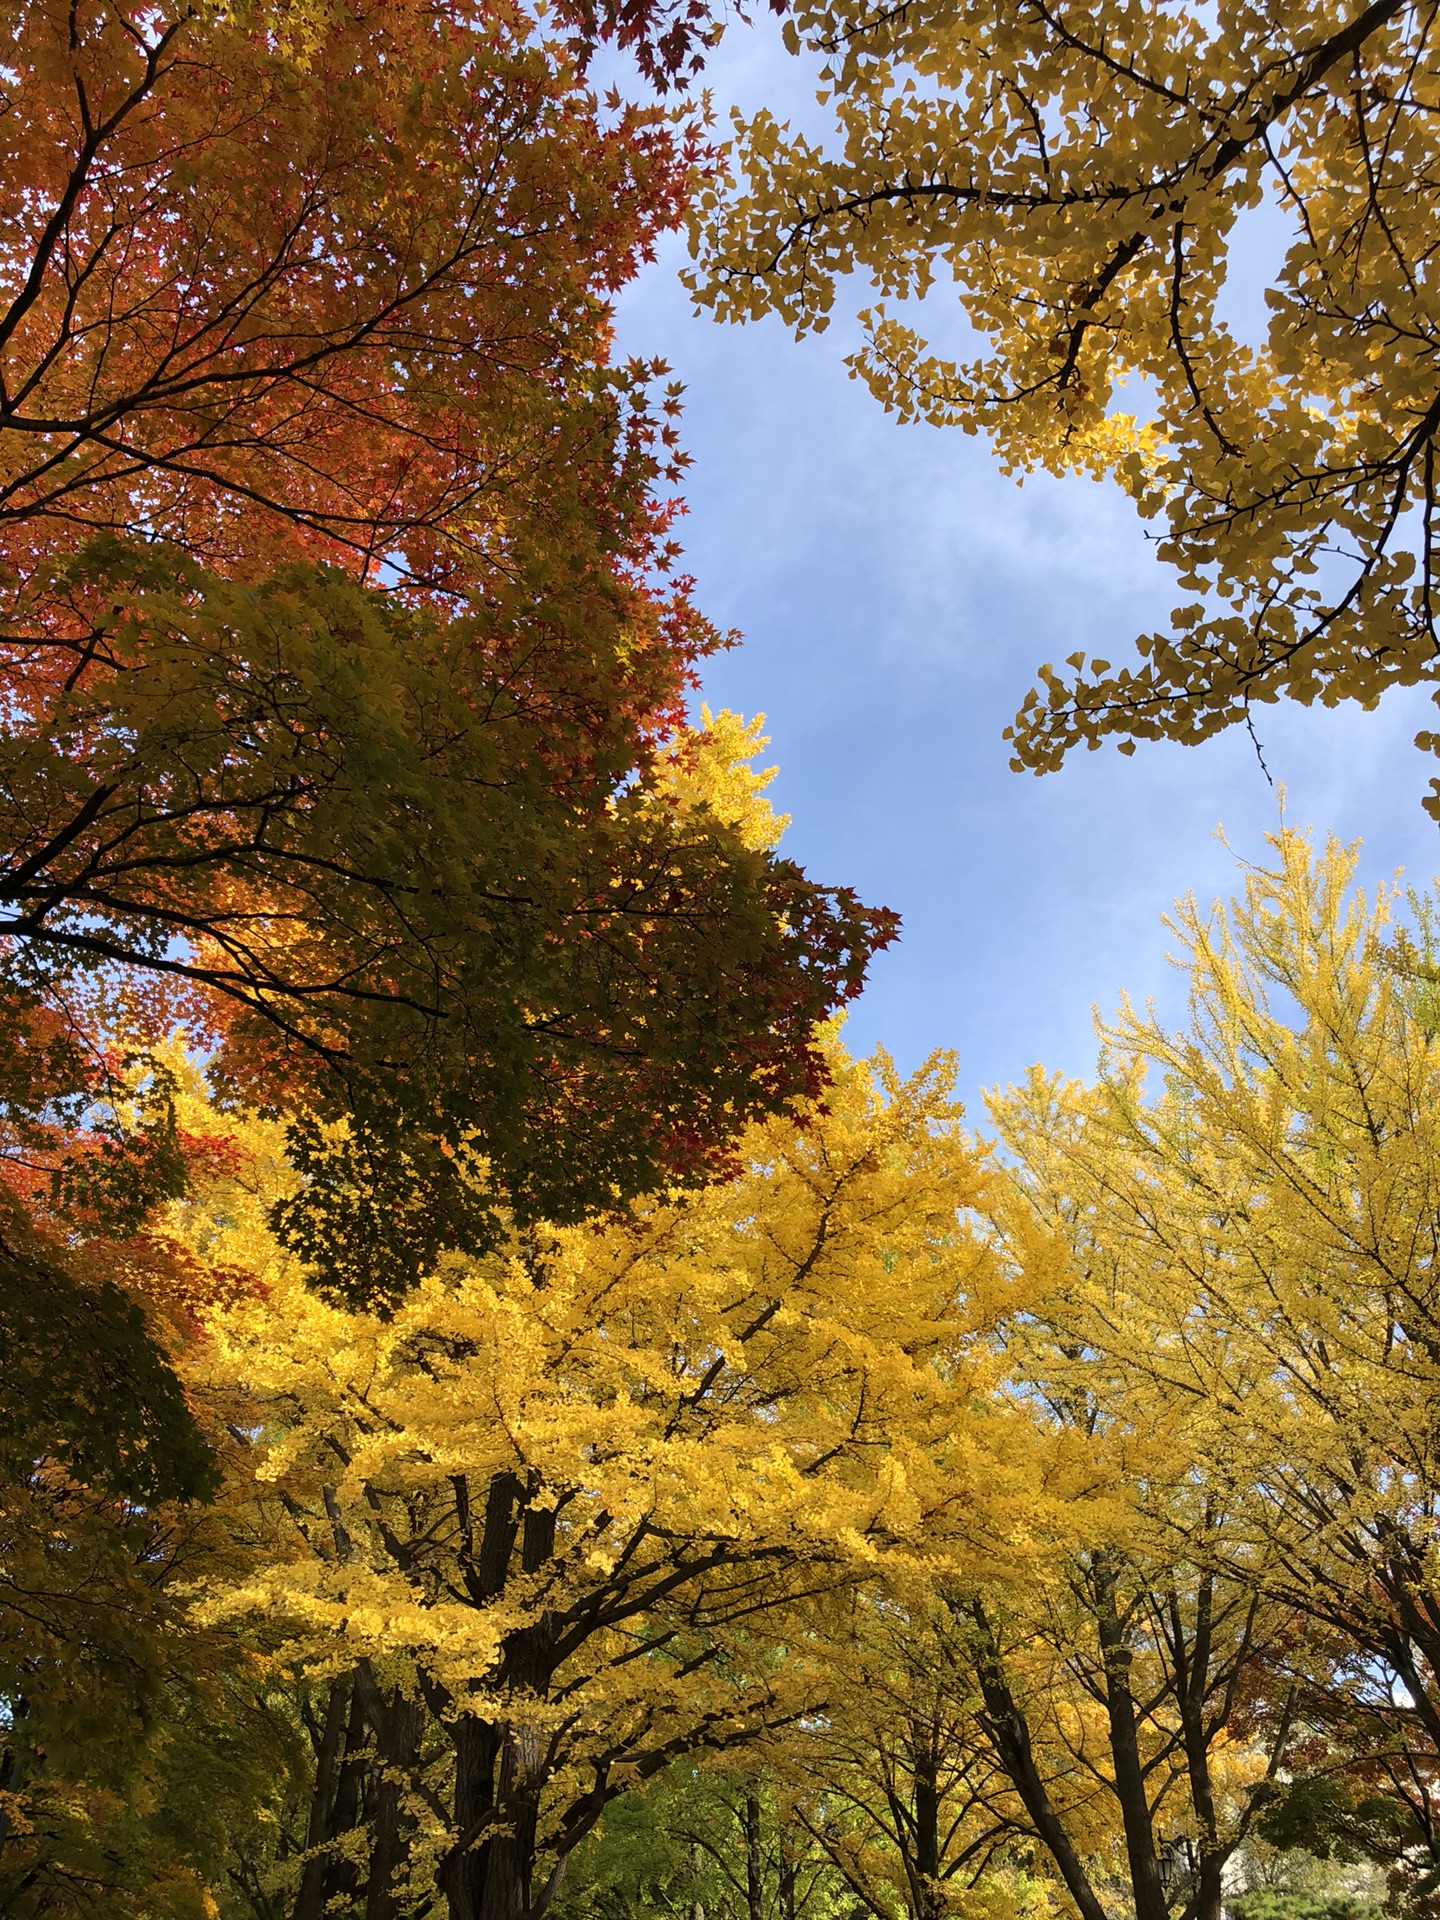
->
[13,826,1440,1920]
[693,0,1440,810]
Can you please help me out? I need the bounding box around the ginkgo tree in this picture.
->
[26,811,1440,1920]
[181,1043,1045,1920]
[781,1314,1300,1920]
[989,829,1440,1910]
[0,706,894,1912]
[692,0,1440,811]
[781,1589,1034,1920]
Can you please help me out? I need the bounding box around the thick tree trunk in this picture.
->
[1092,1557,1168,1920]
[445,1469,560,1920]
[478,1717,547,1920]
[444,1713,501,1920]
[293,1679,369,1920]
[365,1685,426,1920]
[445,1662,552,1917]
[444,1697,551,1920]
[969,1607,1110,1920]
[292,1677,352,1920]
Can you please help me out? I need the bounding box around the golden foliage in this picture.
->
[692,2,1440,805]
[174,1047,1071,1910]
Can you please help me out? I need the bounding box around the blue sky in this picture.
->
[613,20,1440,1112]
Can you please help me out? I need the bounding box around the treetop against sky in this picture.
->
[614,0,1440,1095]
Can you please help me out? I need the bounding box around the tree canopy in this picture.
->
[169,1044,1025,1918]
[692,0,1440,808]
[10,814,1440,1920]
[0,0,695,587]
[2,540,893,1303]
[0,0,898,1501]
[10,3,1440,1917]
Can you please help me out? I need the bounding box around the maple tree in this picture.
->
[0,0,898,1505]
[0,0,695,588]
[0,1001,237,1500]
[691,0,1440,810]
[0,0,904,1874]
[0,1442,293,1917]
[2,542,894,1305]
[0,0,898,1277]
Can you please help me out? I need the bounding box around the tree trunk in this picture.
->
[353,1672,426,1920]
[296,1679,369,1920]
[913,1746,943,1920]
[1092,1556,1168,1920]
[444,1713,502,1920]
[1171,1584,1225,1920]
[745,1793,765,1920]
[477,1718,546,1920]
[969,1606,1110,1920]
[779,1832,798,1920]
[292,1677,352,1920]
[445,1704,550,1920]
[445,1470,559,1920]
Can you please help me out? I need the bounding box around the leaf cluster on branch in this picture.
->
[692,0,1440,809]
